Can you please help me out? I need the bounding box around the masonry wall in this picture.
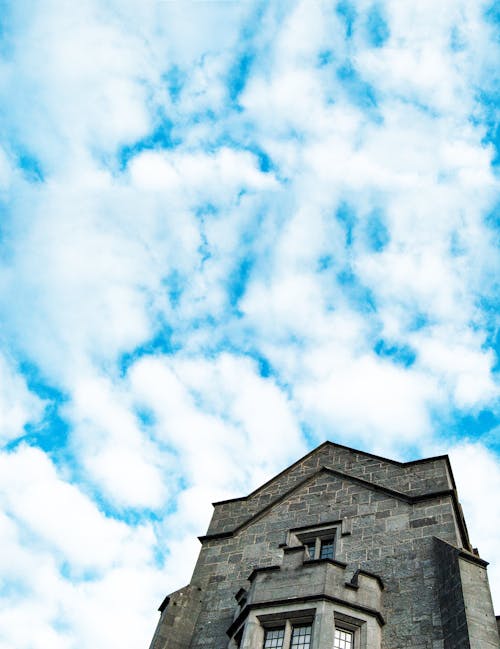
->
[459,554,499,648]
[189,468,463,649]
[149,585,203,649]
[434,538,470,649]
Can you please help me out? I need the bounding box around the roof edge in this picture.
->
[202,466,470,548]
[212,440,454,506]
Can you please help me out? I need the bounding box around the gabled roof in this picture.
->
[213,440,456,506]
[200,463,470,549]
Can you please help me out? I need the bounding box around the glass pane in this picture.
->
[304,541,316,559]
[333,627,353,649]
[319,537,335,559]
[291,624,312,649]
[264,627,285,649]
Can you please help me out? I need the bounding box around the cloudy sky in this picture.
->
[0,1,499,647]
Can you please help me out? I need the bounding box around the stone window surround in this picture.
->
[262,617,313,649]
[334,627,353,649]
[296,529,337,561]
[333,611,367,649]
[286,520,351,560]
[230,601,378,649]
[230,606,315,649]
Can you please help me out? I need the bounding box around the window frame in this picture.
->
[262,621,313,649]
[232,601,374,649]
[332,611,364,649]
[289,622,312,649]
[318,536,335,560]
[263,626,286,649]
[293,524,339,561]
[333,626,355,649]
[258,610,315,649]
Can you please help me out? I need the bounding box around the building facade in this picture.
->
[149,441,500,649]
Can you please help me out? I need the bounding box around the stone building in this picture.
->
[149,441,500,649]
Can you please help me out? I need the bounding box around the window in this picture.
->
[262,620,312,649]
[304,540,316,558]
[264,628,285,649]
[290,624,312,649]
[318,537,335,559]
[300,534,336,560]
[290,523,340,561]
[333,627,353,649]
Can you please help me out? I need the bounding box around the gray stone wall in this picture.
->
[434,538,470,649]
[149,585,203,649]
[459,554,499,648]
[190,466,462,649]
[434,538,500,649]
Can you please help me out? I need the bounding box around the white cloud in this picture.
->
[129,147,277,198]
[0,445,154,568]
[411,327,497,408]
[0,445,167,649]
[298,351,438,448]
[0,355,44,445]
[0,146,15,191]
[65,375,170,509]
[129,353,306,499]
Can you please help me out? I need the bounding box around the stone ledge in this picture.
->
[226,593,385,638]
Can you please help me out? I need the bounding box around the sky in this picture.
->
[0,1,499,647]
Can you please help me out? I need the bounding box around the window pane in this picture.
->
[304,541,316,559]
[264,627,285,649]
[333,628,353,649]
[319,537,335,559]
[291,624,312,649]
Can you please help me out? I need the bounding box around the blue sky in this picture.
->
[0,2,499,647]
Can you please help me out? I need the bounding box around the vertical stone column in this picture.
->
[240,613,265,649]
[459,555,500,649]
[311,601,335,649]
[434,538,500,649]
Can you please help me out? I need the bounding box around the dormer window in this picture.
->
[302,536,336,559]
[318,537,335,559]
[303,540,316,558]
[295,528,337,560]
